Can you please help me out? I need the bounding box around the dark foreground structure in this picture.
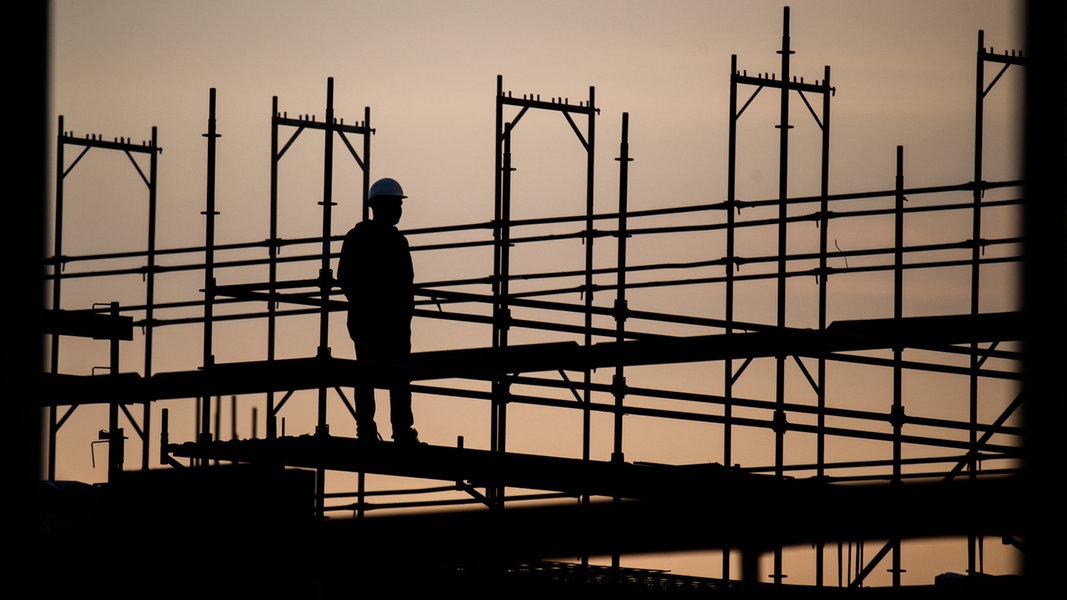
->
[27,3,1063,598]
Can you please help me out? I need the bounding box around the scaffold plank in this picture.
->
[41,311,1022,407]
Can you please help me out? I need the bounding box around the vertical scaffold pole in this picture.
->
[583,86,597,470]
[892,145,906,587]
[610,112,632,571]
[969,29,986,575]
[612,112,631,465]
[491,76,504,463]
[500,120,513,451]
[48,116,66,480]
[108,302,122,481]
[318,78,336,433]
[201,88,219,447]
[354,105,373,521]
[362,106,372,222]
[143,125,159,471]
[489,121,514,508]
[315,78,337,518]
[725,53,739,583]
[268,96,280,440]
[816,62,832,588]
[773,5,793,585]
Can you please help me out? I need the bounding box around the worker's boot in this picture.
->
[357,422,380,443]
[392,427,424,446]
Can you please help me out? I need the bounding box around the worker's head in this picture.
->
[367,177,406,225]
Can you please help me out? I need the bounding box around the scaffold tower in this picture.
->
[40,7,1041,597]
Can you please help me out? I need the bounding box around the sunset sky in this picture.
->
[47,0,1026,587]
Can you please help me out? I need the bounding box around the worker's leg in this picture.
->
[384,326,419,444]
[354,382,378,440]
[389,379,414,433]
[352,332,380,441]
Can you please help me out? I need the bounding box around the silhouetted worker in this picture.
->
[337,177,421,445]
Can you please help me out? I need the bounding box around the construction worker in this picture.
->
[337,177,421,444]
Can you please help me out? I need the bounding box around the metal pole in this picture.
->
[612,112,631,464]
[893,144,905,587]
[315,78,336,519]
[268,96,279,440]
[48,116,65,480]
[491,76,504,459]
[362,106,372,222]
[318,77,336,430]
[109,302,122,481]
[816,62,832,589]
[968,29,986,575]
[143,125,158,471]
[201,88,219,445]
[584,86,597,468]
[724,54,739,583]
[610,111,631,571]
[491,121,514,508]
[773,5,792,584]
[500,121,513,445]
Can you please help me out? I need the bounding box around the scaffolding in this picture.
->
[41,7,1028,593]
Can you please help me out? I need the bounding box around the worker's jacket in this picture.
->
[337,219,414,344]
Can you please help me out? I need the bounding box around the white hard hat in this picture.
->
[368,177,406,202]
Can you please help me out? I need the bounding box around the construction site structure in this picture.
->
[38,6,1060,597]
